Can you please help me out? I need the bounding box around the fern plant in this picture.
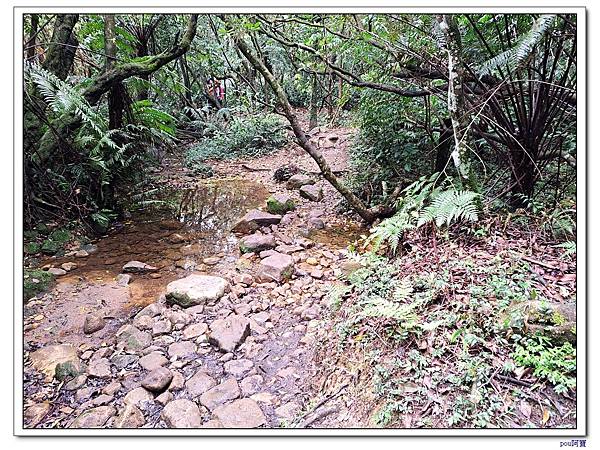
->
[479,15,556,77]
[367,174,480,254]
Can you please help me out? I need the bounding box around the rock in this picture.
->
[83,314,106,334]
[275,244,304,254]
[185,370,217,398]
[232,209,282,234]
[203,256,220,265]
[273,164,299,182]
[299,184,323,202]
[139,352,168,371]
[141,367,173,393]
[183,322,208,340]
[286,174,314,190]
[168,233,186,244]
[116,274,131,286]
[116,325,152,351]
[122,260,158,273]
[111,354,139,369]
[214,399,266,428]
[87,358,112,378]
[152,320,172,336]
[102,381,122,396]
[75,387,94,403]
[133,314,154,330]
[339,260,363,277]
[114,404,145,428]
[65,374,87,391]
[60,262,78,272]
[167,341,196,359]
[200,378,240,410]
[256,252,294,283]
[48,268,66,276]
[259,250,277,259]
[29,344,80,381]
[208,315,251,352]
[69,406,116,428]
[275,402,301,420]
[224,359,254,377]
[239,233,276,254]
[501,300,576,344]
[305,257,318,265]
[310,269,324,279]
[201,419,224,428]
[123,387,154,407]
[266,194,295,214]
[250,392,277,405]
[24,402,51,427]
[166,274,228,308]
[240,375,264,396]
[74,250,89,258]
[168,371,185,391]
[135,302,164,319]
[308,217,325,229]
[161,399,203,428]
[155,391,173,406]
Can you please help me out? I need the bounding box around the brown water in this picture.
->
[45,178,270,306]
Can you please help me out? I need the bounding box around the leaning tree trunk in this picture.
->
[36,15,199,163]
[233,32,382,223]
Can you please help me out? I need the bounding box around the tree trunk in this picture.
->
[26,14,39,60]
[435,118,453,175]
[233,32,380,223]
[104,14,124,130]
[42,14,79,80]
[436,15,479,193]
[308,73,319,129]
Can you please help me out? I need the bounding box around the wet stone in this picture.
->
[166,274,229,308]
[122,260,158,273]
[239,233,276,254]
[232,209,282,234]
[286,174,314,190]
[83,314,106,334]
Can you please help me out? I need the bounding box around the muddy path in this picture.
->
[23,125,368,429]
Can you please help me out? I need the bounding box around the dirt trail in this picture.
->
[23,124,368,429]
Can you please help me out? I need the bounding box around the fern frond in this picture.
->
[418,189,479,227]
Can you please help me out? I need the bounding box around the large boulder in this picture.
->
[256,252,294,283]
[232,210,282,234]
[29,344,81,382]
[165,274,228,308]
[299,185,323,202]
[266,194,295,215]
[286,174,314,190]
[239,233,276,254]
[500,300,576,344]
[208,315,251,352]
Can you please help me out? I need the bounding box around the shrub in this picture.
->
[24,269,55,300]
[185,114,288,164]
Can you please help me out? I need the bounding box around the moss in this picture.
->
[267,195,295,214]
[41,239,61,255]
[24,269,55,300]
[49,229,71,244]
[23,230,39,240]
[55,361,80,381]
[24,242,41,255]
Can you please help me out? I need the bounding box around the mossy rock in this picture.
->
[24,242,41,255]
[24,269,55,300]
[23,230,39,240]
[266,194,295,214]
[55,361,81,381]
[49,229,71,244]
[41,239,61,255]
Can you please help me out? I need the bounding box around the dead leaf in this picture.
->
[542,408,551,425]
[519,400,532,418]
